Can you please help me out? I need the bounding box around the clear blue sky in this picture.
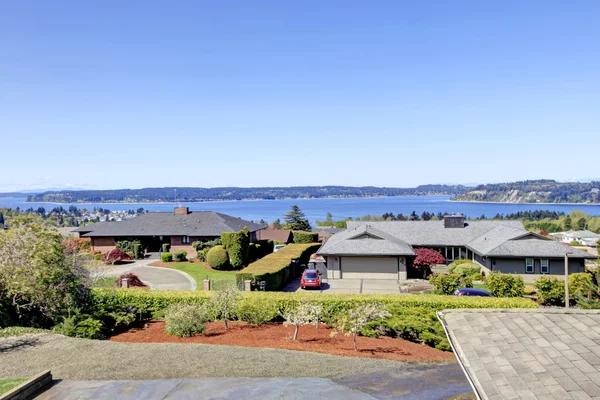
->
[1,0,599,191]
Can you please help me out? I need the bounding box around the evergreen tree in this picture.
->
[409,211,419,221]
[564,216,572,230]
[577,217,587,230]
[0,212,4,226]
[325,212,333,226]
[272,218,282,229]
[283,205,311,231]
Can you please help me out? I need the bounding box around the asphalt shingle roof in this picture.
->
[485,238,595,259]
[74,211,265,237]
[318,225,415,256]
[438,309,600,400]
[564,230,600,239]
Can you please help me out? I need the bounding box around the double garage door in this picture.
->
[341,257,398,280]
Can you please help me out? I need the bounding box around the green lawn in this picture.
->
[92,277,117,288]
[472,283,489,291]
[168,262,236,290]
[0,378,27,395]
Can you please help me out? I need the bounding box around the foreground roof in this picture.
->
[439,309,600,400]
[483,238,595,259]
[74,211,265,237]
[318,225,415,256]
[345,220,526,247]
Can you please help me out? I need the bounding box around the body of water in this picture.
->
[1,196,600,223]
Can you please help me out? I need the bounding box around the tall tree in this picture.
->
[0,212,4,226]
[283,205,311,231]
[577,218,587,230]
[325,212,333,226]
[564,216,572,230]
[272,218,282,229]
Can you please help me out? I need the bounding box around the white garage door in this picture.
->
[341,257,398,280]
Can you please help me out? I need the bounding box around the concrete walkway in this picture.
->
[90,259,196,290]
[283,278,401,294]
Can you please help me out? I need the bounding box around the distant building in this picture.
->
[549,230,600,246]
[74,207,264,257]
[257,229,294,244]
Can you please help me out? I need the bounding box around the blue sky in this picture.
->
[1,1,599,191]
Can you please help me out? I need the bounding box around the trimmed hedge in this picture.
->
[221,228,250,269]
[161,252,173,262]
[293,231,319,244]
[486,272,525,297]
[91,289,537,350]
[207,245,230,270]
[236,243,321,290]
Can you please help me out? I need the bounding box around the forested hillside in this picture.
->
[25,185,469,203]
[451,180,600,204]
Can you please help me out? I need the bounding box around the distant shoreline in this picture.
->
[449,200,600,206]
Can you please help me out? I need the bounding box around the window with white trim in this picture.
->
[182,236,190,244]
[525,258,534,274]
[540,259,549,274]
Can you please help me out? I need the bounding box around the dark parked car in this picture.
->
[454,288,491,297]
[300,269,321,290]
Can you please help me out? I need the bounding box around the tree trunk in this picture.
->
[293,325,299,340]
[353,334,357,351]
[224,319,228,329]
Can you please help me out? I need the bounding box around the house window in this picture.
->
[182,236,190,244]
[541,259,549,274]
[526,258,534,274]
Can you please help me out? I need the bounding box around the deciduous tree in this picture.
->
[413,248,446,278]
[332,303,391,351]
[282,302,322,340]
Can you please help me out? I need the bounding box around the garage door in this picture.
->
[341,257,398,280]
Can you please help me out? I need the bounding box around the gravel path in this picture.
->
[0,334,419,380]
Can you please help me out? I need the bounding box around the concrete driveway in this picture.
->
[283,278,401,294]
[90,259,196,290]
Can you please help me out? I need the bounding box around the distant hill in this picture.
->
[25,185,470,203]
[451,180,600,204]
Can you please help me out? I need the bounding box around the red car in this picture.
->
[300,269,321,290]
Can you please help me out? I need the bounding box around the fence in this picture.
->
[210,279,244,291]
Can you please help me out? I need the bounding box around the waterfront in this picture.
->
[1,196,600,223]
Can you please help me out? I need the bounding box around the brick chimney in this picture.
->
[444,214,465,228]
[174,207,189,215]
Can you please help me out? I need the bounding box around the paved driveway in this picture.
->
[283,278,400,294]
[90,260,196,290]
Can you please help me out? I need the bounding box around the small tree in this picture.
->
[332,303,391,351]
[282,302,322,340]
[211,288,241,329]
[413,248,445,278]
[102,249,132,265]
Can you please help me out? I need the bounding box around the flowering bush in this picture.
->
[62,238,91,254]
[282,302,322,340]
[332,303,391,350]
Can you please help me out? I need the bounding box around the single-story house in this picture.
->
[550,229,600,246]
[256,229,294,244]
[74,207,265,257]
[317,215,595,281]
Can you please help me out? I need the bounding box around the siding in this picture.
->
[492,257,585,276]
[92,237,116,254]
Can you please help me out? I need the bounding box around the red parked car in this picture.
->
[300,269,321,290]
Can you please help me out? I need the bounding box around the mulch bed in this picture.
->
[110,321,454,363]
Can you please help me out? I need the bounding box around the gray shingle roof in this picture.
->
[318,225,415,256]
[466,226,540,255]
[564,230,600,239]
[345,220,527,247]
[74,211,265,237]
[438,309,600,400]
[484,238,595,258]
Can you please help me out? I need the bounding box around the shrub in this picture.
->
[197,248,210,262]
[164,303,209,337]
[486,272,525,297]
[235,297,280,324]
[569,240,582,246]
[174,250,188,262]
[569,272,594,299]
[62,238,91,254]
[93,253,103,261]
[449,262,481,280]
[235,244,321,290]
[162,243,170,253]
[102,249,132,265]
[192,238,222,251]
[429,273,473,295]
[292,231,318,244]
[133,243,142,259]
[91,289,537,349]
[161,252,173,263]
[116,273,145,288]
[116,240,141,255]
[207,245,230,270]
[211,288,241,328]
[55,315,103,339]
[534,276,565,306]
[221,228,250,269]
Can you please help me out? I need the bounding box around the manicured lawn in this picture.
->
[168,262,236,290]
[0,327,48,338]
[92,277,117,288]
[0,378,27,395]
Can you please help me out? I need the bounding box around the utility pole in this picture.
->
[564,251,570,308]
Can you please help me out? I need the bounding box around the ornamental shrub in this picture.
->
[486,272,525,297]
[449,262,481,281]
[102,249,132,265]
[133,243,142,259]
[164,303,210,337]
[161,252,173,262]
[429,273,473,295]
[192,238,222,251]
[207,245,230,270]
[221,228,250,269]
[292,231,318,244]
[116,240,141,255]
[235,297,280,325]
[93,253,103,261]
[197,248,210,262]
[116,273,145,288]
[162,243,170,253]
[174,250,187,262]
[534,276,565,306]
[447,259,476,273]
[569,272,594,299]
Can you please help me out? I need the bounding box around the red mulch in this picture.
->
[110,321,454,363]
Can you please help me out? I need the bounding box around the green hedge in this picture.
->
[207,245,230,270]
[293,231,319,244]
[91,289,537,350]
[161,252,173,262]
[235,243,321,290]
[221,228,250,269]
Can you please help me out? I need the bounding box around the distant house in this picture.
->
[549,230,600,246]
[317,215,594,281]
[257,229,293,244]
[74,207,265,257]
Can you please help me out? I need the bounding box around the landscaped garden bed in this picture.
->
[110,321,455,363]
